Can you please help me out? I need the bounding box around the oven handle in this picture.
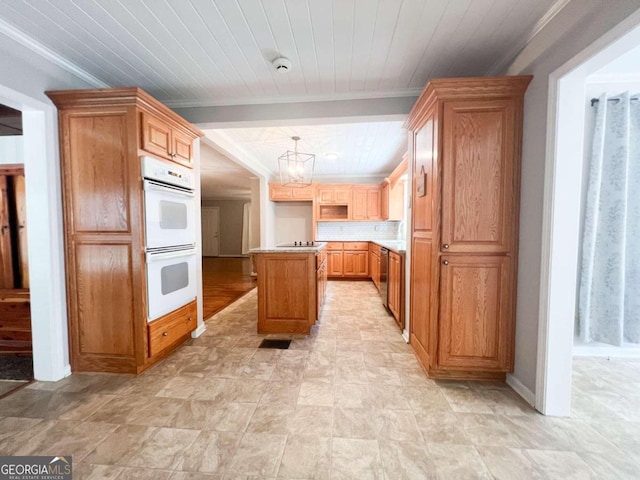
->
[146,248,197,262]
[144,179,195,198]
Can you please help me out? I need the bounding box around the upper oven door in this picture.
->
[143,179,196,249]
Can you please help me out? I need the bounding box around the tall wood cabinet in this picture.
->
[47,88,202,374]
[407,76,531,381]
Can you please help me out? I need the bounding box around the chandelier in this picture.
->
[278,136,315,187]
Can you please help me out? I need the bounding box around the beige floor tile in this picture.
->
[334,383,370,408]
[175,430,241,473]
[227,432,287,477]
[155,375,204,399]
[165,399,218,430]
[246,404,295,434]
[287,405,333,436]
[427,443,493,479]
[259,381,301,406]
[204,402,256,432]
[476,446,546,480]
[379,440,437,480]
[277,434,331,480]
[169,472,223,480]
[72,463,124,480]
[526,449,595,480]
[333,407,378,439]
[331,437,383,480]
[127,427,200,469]
[414,411,471,445]
[0,416,44,453]
[458,413,523,447]
[297,381,335,406]
[82,424,158,465]
[116,467,173,479]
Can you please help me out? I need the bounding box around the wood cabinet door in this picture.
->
[438,255,511,371]
[388,252,402,321]
[172,129,194,166]
[0,175,13,289]
[344,251,368,276]
[292,185,313,200]
[328,251,343,276]
[334,188,351,204]
[13,175,28,288]
[367,188,382,220]
[410,237,433,366]
[441,100,514,253]
[141,112,172,160]
[269,184,293,201]
[380,183,389,220]
[351,188,367,220]
[317,187,335,204]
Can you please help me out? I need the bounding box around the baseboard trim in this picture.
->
[191,324,207,338]
[506,373,536,407]
[63,364,72,378]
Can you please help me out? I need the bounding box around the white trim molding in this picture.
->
[0,17,108,89]
[191,323,207,338]
[507,373,536,407]
[486,0,572,75]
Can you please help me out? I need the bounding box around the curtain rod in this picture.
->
[591,97,639,107]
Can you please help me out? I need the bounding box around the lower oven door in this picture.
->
[146,247,197,322]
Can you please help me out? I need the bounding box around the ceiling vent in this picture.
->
[272,57,292,72]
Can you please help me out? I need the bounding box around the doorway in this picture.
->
[202,206,220,257]
[0,104,33,396]
[537,14,640,416]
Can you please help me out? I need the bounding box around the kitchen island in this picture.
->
[250,243,327,335]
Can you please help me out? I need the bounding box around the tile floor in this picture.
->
[0,281,639,479]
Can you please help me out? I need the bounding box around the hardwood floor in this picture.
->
[202,256,255,320]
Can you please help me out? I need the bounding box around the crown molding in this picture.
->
[485,0,573,75]
[164,88,424,109]
[0,17,109,88]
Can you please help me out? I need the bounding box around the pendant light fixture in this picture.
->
[278,136,315,187]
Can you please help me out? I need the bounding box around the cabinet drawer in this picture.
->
[344,242,369,251]
[148,300,197,357]
[326,242,344,251]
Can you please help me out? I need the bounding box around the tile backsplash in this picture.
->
[316,221,401,241]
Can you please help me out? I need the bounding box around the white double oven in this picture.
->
[142,156,197,322]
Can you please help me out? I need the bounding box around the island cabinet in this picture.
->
[369,243,381,290]
[47,87,202,374]
[407,76,531,381]
[253,247,325,334]
[316,249,328,319]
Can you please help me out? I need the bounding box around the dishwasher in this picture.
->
[380,247,389,310]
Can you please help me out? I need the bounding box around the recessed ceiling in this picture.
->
[0,0,560,106]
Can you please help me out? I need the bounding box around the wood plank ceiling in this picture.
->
[0,0,558,106]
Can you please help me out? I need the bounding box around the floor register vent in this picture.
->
[258,339,291,349]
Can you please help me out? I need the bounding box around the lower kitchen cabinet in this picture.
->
[327,242,368,278]
[316,250,328,319]
[148,300,197,357]
[343,251,368,276]
[327,251,343,276]
[388,251,404,329]
[369,243,381,290]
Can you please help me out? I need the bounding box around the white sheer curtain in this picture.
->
[241,202,251,255]
[579,92,640,346]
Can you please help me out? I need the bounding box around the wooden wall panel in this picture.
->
[75,243,135,356]
[68,113,130,233]
[413,116,435,233]
[410,237,433,361]
[264,257,308,319]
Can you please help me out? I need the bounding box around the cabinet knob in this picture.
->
[162,332,168,336]
[443,244,449,249]
[443,260,449,265]
[188,317,192,322]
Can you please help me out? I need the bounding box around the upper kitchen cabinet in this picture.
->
[47,87,203,374]
[406,76,531,381]
[141,111,194,167]
[351,185,382,221]
[316,185,351,204]
[269,182,314,202]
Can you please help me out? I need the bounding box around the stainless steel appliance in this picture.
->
[142,156,197,322]
[380,247,389,310]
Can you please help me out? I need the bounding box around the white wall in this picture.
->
[505,0,640,395]
[250,177,261,249]
[274,203,313,244]
[0,136,23,164]
[1,30,96,381]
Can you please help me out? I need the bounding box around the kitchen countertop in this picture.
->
[373,240,406,254]
[249,242,327,254]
